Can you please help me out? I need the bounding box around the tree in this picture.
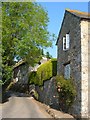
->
[46,52,52,59]
[41,49,44,56]
[2,2,54,84]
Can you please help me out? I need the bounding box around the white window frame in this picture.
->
[63,36,66,51]
[63,33,70,51]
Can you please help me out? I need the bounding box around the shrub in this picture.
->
[29,71,37,84]
[29,58,57,86]
[55,75,76,112]
[36,60,52,86]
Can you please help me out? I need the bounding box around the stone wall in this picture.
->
[12,63,29,92]
[35,77,60,110]
[57,11,82,116]
[88,21,90,117]
[81,20,90,117]
[57,10,90,118]
[13,63,29,84]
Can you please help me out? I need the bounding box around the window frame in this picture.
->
[63,36,66,51]
[63,32,70,51]
[63,62,71,80]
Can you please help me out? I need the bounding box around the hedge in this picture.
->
[29,58,57,86]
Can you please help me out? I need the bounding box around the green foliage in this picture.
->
[55,75,76,111]
[33,90,39,100]
[2,65,13,84]
[29,58,57,86]
[0,80,3,85]
[51,58,57,76]
[46,52,52,59]
[2,2,54,85]
[37,60,52,85]
[2,2,53,64]
[29,71,37,85]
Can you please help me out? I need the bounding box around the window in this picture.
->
[64,63,70,79]
[63,37,66,50]
[63,33,70,51]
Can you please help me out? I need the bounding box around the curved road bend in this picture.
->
[2,96,52,118]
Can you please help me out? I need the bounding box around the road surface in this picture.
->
[1,96,52,118]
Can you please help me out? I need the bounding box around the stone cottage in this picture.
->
[56,9,90,118]
[13,57,49,92]
[13,60,29,92]
[13,60,30,84]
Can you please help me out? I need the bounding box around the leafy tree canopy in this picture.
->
[2,2,55,84]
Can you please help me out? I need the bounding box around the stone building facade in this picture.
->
[13,61,29,92]
[12,57,49,92]
[56,9,90,118]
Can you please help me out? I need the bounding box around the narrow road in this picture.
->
[2,96,52,118]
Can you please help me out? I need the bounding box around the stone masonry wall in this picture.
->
[13,63,29,84]
[81,20,90,118]
[57,11,82,117]
[35,77,60,110]
[88,21,90,117]
[13,63,29,92]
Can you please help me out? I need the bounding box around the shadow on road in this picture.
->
[2,91,10,103]
[1,90,31,104]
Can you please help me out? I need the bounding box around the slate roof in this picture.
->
[66,9,90,19]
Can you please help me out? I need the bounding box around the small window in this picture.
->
[64,63,70,79]
[63,33,70,51]
[66,33,70,49]
[63,37,66,50]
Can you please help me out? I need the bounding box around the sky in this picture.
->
[37,2,89,58]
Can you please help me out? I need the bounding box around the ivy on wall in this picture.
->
[29,58,57,86]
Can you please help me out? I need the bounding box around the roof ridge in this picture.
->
[13,60,26,69]
[65,8,90,16]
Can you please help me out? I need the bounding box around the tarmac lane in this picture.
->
[1,96,52,119]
